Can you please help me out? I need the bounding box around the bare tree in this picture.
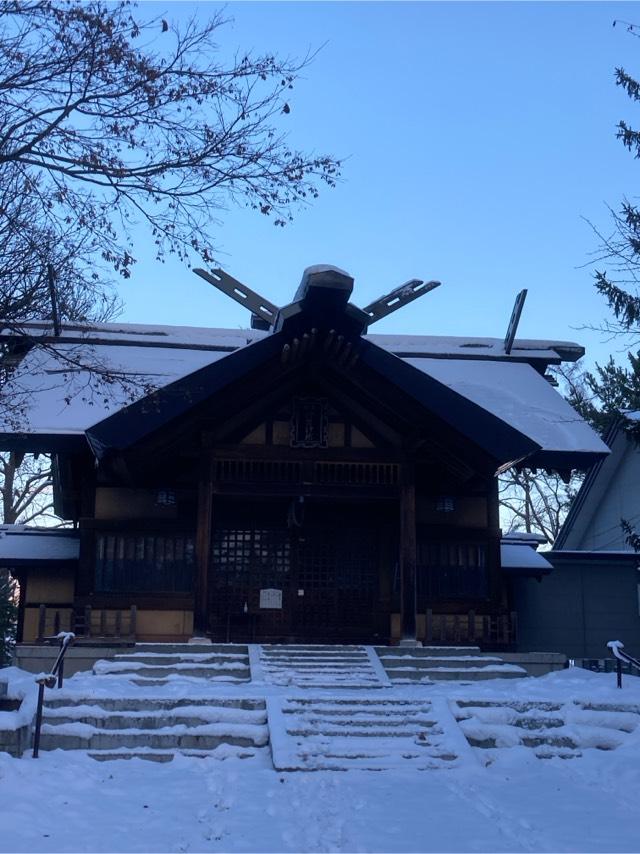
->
[498,364,589,544]
[0,0,341,531]
[499,468,581,544]
[0,452,56,526]
[0,0,340,288]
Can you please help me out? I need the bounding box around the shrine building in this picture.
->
[0,265,609,648]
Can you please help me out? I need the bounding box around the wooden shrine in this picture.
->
[0,265,609,647]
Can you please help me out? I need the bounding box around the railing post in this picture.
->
[617,657,622,689]
[129,605,137,638]
[84,605,92,638]
[32,682,46,759]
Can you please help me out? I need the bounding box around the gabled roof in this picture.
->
[0,269,608,472]
[554,413,640,551]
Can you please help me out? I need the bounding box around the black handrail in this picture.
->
[32,632,75,758]
[607,640,640,689]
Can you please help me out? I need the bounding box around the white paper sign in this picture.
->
[259,588,283,609]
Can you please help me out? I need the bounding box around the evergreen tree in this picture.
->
[586,31,640,548]
[0,570,17,667]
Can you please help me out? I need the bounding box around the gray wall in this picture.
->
[513,555,640,659]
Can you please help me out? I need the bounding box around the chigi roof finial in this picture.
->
[193,264,441,333]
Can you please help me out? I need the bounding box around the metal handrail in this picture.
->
[607,640,640,689]
[32,632,75,758]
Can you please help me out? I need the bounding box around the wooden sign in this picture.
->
[259,588,283,609]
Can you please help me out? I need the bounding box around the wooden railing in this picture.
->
[32,632,74,758]
[424,609,517,648]
[36,604,137,642]
[607,640,640,688]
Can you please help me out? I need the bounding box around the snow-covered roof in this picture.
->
[1,319,583,362]
[0,318,606,468]
[406,358,609,457]
[500,542,553,575]
[0,343,227,437]
[0,526,79,564]
[502,531,548,545]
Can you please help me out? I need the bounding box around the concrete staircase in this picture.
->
[38,695,268,761]
[452,699,640,761]
[268,695,469,770]
[376,646,527,683]
[92,644,251,685]
[260,645,388,688]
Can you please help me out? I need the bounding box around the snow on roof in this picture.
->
[0,526,79,562]
[0,342,227,436]
[500,542,553,574]
[0,319,599,451]
[406,358,609,456]
[366,333,583,362]
[1,319,582,362]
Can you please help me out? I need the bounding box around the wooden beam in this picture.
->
[399,465,417,641]
[194,457,213,636]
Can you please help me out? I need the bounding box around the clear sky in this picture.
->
[121,1,640,370]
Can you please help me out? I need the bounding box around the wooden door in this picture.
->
[208,502,381,642]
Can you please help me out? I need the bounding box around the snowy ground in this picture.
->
[2,666,640,853]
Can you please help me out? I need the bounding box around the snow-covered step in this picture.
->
[268,696,466,770]
[92,643,251,683]
[452,699,640,762]
[375,646,527,683]
[260,645,386,688]
[86,744,262,763]
[38,696,267,759]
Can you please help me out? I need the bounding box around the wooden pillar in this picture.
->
[194,458,213,636]
[399,465,417,642]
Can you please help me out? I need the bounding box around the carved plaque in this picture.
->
[290,397,328,448]
[259,588,283,610]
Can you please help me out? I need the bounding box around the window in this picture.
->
[95,532,194,592]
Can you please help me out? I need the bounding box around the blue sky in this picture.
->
[122,2,640,369]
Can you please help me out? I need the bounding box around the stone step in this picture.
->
[452,698,639,760]
[113,653,248,666]
[45,713,265,730]
[389,667,524,682]
[93,662,250,680]
[376,646,483,658]
[286,698,427,708]
[284,706,430,726]
[262,645,364,652]
[288,727,435,738]
[132,643,248,655]
[268,695,463,771]
[381,656,506,669]
[263,663,373,671]
[39,722,268,752]
[43,707,267,730]
[87,745,260,762]
[292,716,437,728]
[44,696,264,712]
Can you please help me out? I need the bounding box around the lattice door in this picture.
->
[209,521,379,641]
[293,526,378,639]
[209,526,292,638]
